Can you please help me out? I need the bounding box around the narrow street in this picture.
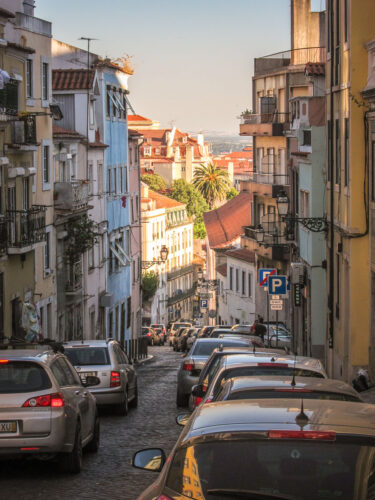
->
[0,346,182,500]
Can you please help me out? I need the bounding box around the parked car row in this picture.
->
[0,338,138,474]
[132,323,375,499]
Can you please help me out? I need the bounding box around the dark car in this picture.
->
[153,328,165,345]
[176,328,198,352]
[141,327,157,346]
[132,399,375,499]
[197,326,215,338]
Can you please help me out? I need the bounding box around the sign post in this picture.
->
[259,269,277,333]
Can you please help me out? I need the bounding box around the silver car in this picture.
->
[64,339,137,416]
[132,399,375,499]
[0,348,99,473]
[176,337,254,407]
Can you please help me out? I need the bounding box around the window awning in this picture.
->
[124,95,136,115]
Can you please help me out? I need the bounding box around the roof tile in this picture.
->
[52,69,95,91]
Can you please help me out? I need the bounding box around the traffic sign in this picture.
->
[268,275,287,295]
[270,299,283,306]
[200,299,208,309]
[270,303,283,311]
[259,268,277,287]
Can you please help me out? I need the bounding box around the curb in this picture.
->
[134,355,154,366]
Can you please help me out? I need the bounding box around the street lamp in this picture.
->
[142,245,169,269]
[255,224,265,243]
[276,190,328,233]
[197,268,203,281]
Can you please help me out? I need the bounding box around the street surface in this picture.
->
[1,346,182,500]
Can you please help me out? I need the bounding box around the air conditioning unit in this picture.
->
[290,262,305,285]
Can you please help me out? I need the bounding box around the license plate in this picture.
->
[0,421,17,433]
[79,371,95,378]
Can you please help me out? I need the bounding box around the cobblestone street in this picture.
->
[1,346,183,500]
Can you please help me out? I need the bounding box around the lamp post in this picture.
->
[142,245,169,269]
[276,190,328,233]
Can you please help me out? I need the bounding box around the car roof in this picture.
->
[0,349,60,364]
[219,353,325,372]
[221,375,361,398]
[194,338,251,345]
[211,347,290,357]
[183,399,375,440]
[64,340,111,348]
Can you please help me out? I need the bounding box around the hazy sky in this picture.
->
[35,0,291,135]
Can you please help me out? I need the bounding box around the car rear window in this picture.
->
[0,361,52,393]
[193,341,249,357]
[219,389,361,403]
[166,440,375,499]
[64,347,110,366]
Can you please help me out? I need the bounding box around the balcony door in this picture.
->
[0,273,3,341]
[59,161,69,182]
[7,186,16,244]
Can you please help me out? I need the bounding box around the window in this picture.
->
[123,165,128,192]
[229,267,233,290]
[98,162,104,194]
[90,307,95,338]
[107,168,112,197]
[144,146,151,156]
[131,197,134,223]
[22,177,29,210]
[43,145,50,185]
[242,271,246,295]
[109,310,113,338]
[106,85,111,117]
[26,59,33,98]
[303,130,311,146]
[127,297,131,328]
[115,304,120,340]
[44,230,51,272]
[88,245,94,269]
[88,162,93,195]
[335,119,341,184]
[119,166,123,194]
[327,120,332,182]
[135,195,139,221]
[248,273,252,297]
[42,62,48,102]
[113,166,117,194]
[344,118,349,187]
[235,269,239,292]
[300,190,309,219]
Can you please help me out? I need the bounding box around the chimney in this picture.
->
[23,0,35,15]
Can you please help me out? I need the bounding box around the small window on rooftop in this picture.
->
[303,130,311,146]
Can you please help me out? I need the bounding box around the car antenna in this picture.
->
[290,351,297,387]
[295,399,309,429]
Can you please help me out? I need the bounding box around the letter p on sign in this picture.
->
[268,275,287,295]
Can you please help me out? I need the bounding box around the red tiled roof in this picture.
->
[216,264,227,277]
[128,115,152,122]
[204,191,252,249]
[53,125,85,139]
[52,69,95,91]
[146,189,185,209]
[225,248,255,264]
[305,62,325,77]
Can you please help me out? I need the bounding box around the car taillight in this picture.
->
[146,332,151,336]
[194,396,203,407]
[0,359,9,363]
[157,495,173,500]
[183,362,194,371]
[268,430,336,441]
[23,393,64,408]
[110,371,121,387]
[257,363,288,367]
[203,398,213,404]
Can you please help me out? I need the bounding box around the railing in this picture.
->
[168,286,196,306]
[11,115,37,145]
[65,260,82,293]
[244,226,258,240]
[254,47,326,75]
[15,12,52,37]
[7,205,46,248]
[260,213,291,246]
[241,112,289,125]
[247,171,289,186]
[0,217,7,253]
[54,180,90,211]
[167,264,194,281]
[0,80,18,116]
[125,337,148,362]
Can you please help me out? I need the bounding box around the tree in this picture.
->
[141,173,166,192]
[170,179,208,221]
[142,271,159,301]
[226,187,239,200]
[193,221,207,239]
[192,162,231,209]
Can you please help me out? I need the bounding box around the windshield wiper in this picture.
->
[206,489,296,500]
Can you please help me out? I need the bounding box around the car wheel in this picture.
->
[59,421,83,474]
[130,384,138,408]
[176,391,189,407]
[86,413,100,453]
[114,390,128,416]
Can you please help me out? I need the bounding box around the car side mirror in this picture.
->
[132,448,166,472]
[191,384,204,398]
[176,413,191,426]
[83,375,101,387]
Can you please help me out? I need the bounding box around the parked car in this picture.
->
[214,375,363,403]
[141,326,157,346]
[0,348,100,473]
[176,337,254,407]
[172,327,189,351]
[176,328,198,352]
[218,333,265,347]
[132,398,375,499]
[197,325,215,338]
[152,328,164,345]
[64,339,137,416]
[150,323,166,337]
[168,322,192,346]
[208,328,237,338]
[186,329,199,351]
[189,346,292,409]
[198,352,327,405]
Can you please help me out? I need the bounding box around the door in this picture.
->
[0,273,3,341]
[8,186,16,244]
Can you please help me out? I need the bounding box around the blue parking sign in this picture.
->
[268,275,287,295]
[200,299,208,309]
[259,268,277,287]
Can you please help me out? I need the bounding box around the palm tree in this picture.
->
[192,162,231,209]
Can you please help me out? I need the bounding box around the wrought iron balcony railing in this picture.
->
[0,217,7,254]
[168,286,196,306]
[65,260,82,293]
[247,171,289,186]
[0,80,18,116]
[167,264,194,281]
[7,205,46,250]
[240,112,289,125]
[54,180,90,212]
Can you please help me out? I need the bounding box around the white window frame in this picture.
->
[26,55,34,105]
[41,56,50,108]
[300,189,310,218]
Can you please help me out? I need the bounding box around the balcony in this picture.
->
[65,260,82,295]
[167,264,194,281]
[0,217,7,255]
[10,115,37,147]
[168,286,196,306]
[7,205,46,254]
[54,180,90,213]
[254,47,326,76]
[15,12,52,37]
[240,112,289,137]
[0,80,18,119]
[247,171,289,186]
[243,225,291,262]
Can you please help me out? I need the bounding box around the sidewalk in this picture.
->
[134,355,154,365]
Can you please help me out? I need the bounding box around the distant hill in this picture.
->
[188,132,252,155]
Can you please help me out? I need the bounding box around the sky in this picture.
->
[35,0,291,135]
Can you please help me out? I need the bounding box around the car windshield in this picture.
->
[193,341,248,357]
[166,439,375,500]
[65,347,110,366]
[174,323,191,329]
[0,361,52,393]
[218,389,361,403]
